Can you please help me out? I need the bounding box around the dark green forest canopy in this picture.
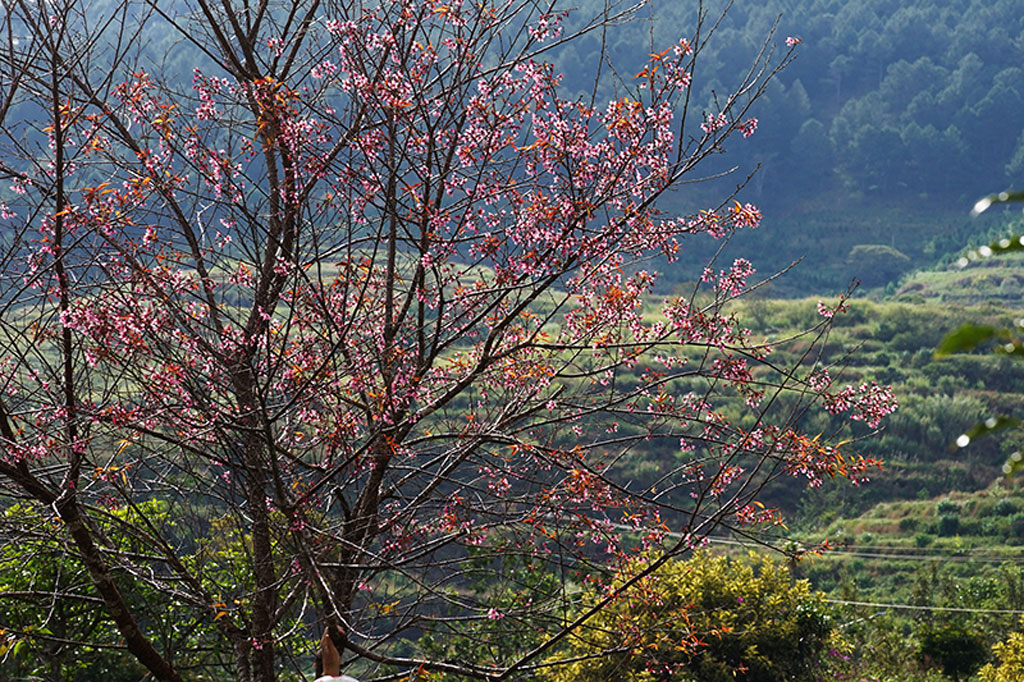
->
[562,0,1024,205]
[5,0,1021,295]
[17,0,1023,210]
[548,0,1024,295]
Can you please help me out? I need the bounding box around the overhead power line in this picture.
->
[704,535,1024,564]
[824,598,1024,616]
[605,521,1024,564]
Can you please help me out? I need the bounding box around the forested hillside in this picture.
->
[562,0,1024,207]
[551,0,1024,295]
[7,0,1021,294]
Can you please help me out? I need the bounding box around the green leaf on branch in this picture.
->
[995,338,1024,358]
[957,235,1024,267]
[955,415,1020,450]
[971,190,1024,215]
[1003,451,1024,480]
[934,324,999,357]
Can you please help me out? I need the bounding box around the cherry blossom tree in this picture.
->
[0,0,895,680]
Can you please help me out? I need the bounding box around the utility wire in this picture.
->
[605,521,1024,563]
[704,535,1024,564]
[823,598,1024,616]
[604,525,1024,615]
[720,524,1024,555]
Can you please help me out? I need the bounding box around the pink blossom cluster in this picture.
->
[817,296,850,319]
[821,382,899,429]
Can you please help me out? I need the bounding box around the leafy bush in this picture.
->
[937,499,962,515]
[847,244,912,289]
[979,616,1024,682]
[544,552,834,682]
[898,517,919,532]
[916,533,936,547]
[937,514,961,536]
[917,623,989,681]
[995,498,1019,516]
[1010,513,1024,543]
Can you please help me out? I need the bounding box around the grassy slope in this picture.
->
[729,294,1024,519]
[651,196,1013,298]
[718,252,1024,652]
[893,252,1024,304]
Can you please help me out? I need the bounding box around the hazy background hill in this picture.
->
[6,0,1022,295]
[550,0,1024,296]
[569,0,1024,206]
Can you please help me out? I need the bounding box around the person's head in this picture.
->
[315,626,343,677]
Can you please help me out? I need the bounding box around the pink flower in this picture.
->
[740,118,758,138]
[701,112,728,134]
[487,608,504,620]
[786,36,802,46]
[817,297,849,319]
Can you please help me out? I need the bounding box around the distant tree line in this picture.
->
[561,0,1024,209]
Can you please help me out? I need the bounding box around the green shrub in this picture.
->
[995,498,1018,516]
[917,623,989,681]
[937,499,962,515]
[1010,513,1024,543]
[956,519,982,536]
[938,514,961,536]
[899,517,919,532]
[544,552,834,682]
[975,513,1012,536]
